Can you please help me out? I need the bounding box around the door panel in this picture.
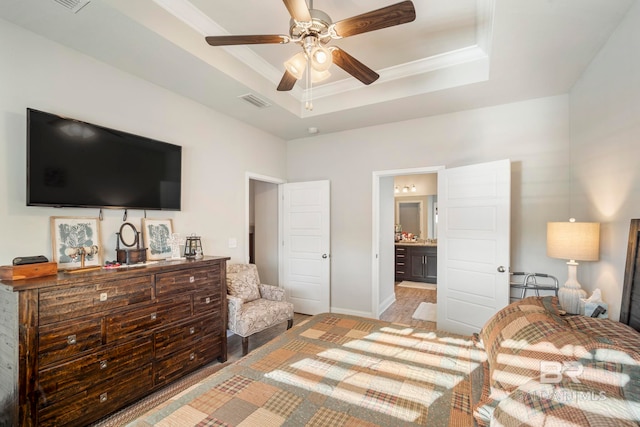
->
[282,181,330,315]
[437,159,511,335]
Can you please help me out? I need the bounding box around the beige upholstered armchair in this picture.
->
[226,263,294,355]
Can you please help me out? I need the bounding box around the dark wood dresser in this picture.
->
[0,256,229,427]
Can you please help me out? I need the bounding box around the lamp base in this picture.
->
[558,285,586,314]
[558,261,587,314]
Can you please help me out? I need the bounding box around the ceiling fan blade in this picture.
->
[331,48,379,85]
[277,70,298,91]
[282,0,312,22]
[205,35,288,46]
[333,1,416,38]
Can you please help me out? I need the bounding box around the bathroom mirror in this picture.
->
[398,201,422,236]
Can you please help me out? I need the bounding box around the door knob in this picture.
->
[497,266,506,273]
[322,254,328,259]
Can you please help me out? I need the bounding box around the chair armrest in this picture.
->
[227,294,244,331]
[259,284,286,301]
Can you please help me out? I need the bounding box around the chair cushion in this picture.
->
[230,298,294,337]
[226,264,261,302]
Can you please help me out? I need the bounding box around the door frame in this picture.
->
[371,165,444,318]
[245,172,286,265]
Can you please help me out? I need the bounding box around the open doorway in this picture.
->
[246,173,285,285]
[371,166,443,320]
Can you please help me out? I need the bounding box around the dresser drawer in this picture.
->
[39,276,153,325]
[154,317,204,360]
[197,334,223,365]
[154,345,206,386]
[38,317,103,367]
[201,312,223,338]
[156,265,221,298]
[193,286,222,315]
[106,294,192,343]
[38,338,153,407]
[38,364,153,427]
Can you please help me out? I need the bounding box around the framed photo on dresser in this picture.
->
[50,216,102,269]
[142,218,174,260]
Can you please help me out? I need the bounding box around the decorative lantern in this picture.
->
[184,234,203,259]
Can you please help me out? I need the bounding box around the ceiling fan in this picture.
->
[205,0,416,98]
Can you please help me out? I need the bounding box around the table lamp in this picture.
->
[546,218,600,314]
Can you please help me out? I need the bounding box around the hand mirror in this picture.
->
[118,222,139,248]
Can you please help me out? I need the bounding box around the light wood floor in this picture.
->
[226,312,310,363]
[379,284,437,329]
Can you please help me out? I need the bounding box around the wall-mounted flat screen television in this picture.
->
[27,108,182,210]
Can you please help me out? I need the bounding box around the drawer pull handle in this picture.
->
[205,297,211,304]
[99,292,108,302]
[189,327,195,335]
[67,335,77,345]
[397,262,405,266]
[189,352,195,361]
[397,255,405,258]
[189,276,195,283]
[100,360,108,370]
[150,313,157,320]
[100,393,108,403]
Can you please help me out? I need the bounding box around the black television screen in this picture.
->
[27,108,182,210]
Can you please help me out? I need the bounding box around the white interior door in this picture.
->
[437,159,511,335]
[281,180,330,315]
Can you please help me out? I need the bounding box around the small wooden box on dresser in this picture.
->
[0,256,229,427]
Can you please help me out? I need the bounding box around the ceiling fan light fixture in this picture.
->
[284,52,307,80]
[310,45,332,72]
[311,68,331,83]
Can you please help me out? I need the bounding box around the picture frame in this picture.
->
[142,218,174,260]
[50,216,102,270]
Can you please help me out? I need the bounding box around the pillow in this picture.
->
[477,297,640,426]
[479,297,595,400]
[226,264,261,302]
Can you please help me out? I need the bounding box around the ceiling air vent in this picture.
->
[52,0,91,13]
[239,94,271,109]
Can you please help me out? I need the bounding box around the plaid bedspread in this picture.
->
[128,313,486,426]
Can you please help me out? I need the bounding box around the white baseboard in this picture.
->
[329,307,375,318]
[378,293,396,318]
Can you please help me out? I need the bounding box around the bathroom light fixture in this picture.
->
[411,184,417,192]
[402,186,409,193]
[394,186,399,193]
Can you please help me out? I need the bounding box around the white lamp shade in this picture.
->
[547,221,600,261]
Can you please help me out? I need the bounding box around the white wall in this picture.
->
[288,96,572,315]
[570,0,640,321]
[0,19,286,266]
